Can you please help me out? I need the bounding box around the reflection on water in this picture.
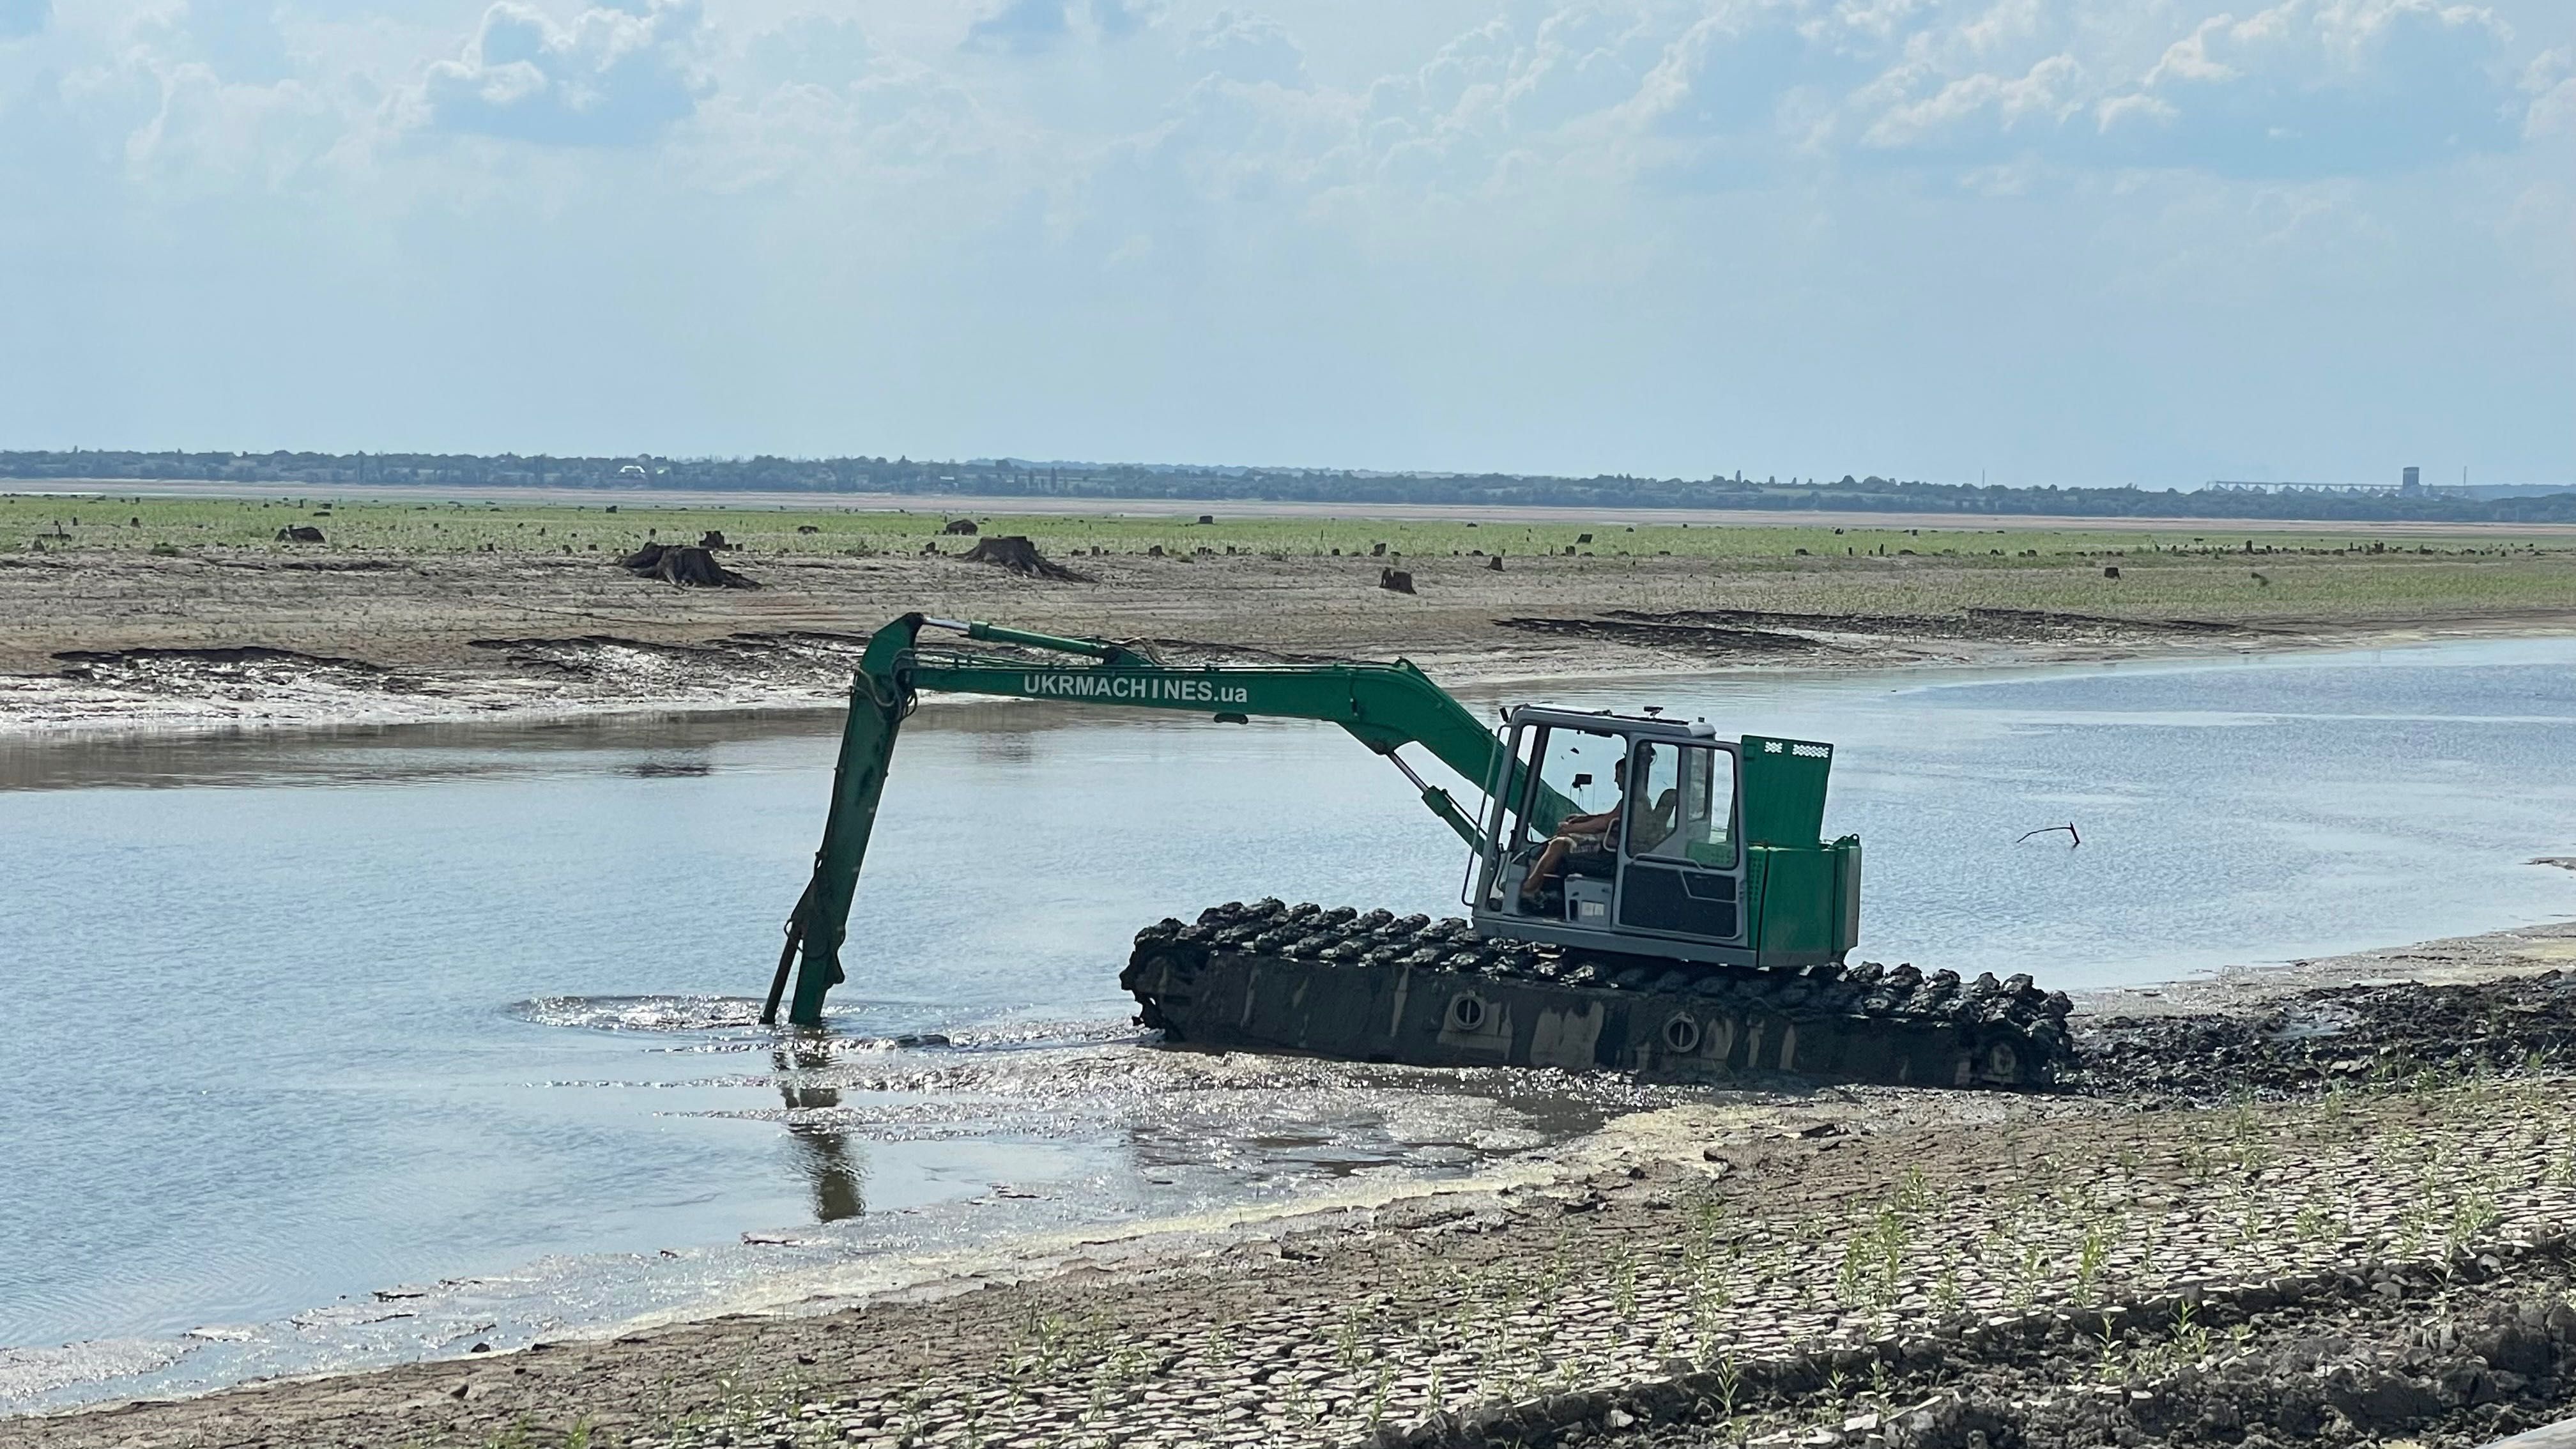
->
[775,1043,868,1224]
[4,637,2574,1411]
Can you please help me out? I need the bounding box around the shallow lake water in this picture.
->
[3,636,2573,1408]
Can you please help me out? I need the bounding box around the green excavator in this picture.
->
[763,615,2071,1089]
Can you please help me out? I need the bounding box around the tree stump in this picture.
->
[618,543,759,588]
[960,536,1092,581]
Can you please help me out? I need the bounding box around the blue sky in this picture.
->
[0,0,2567,486]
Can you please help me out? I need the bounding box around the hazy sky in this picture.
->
[1,0,2567,486]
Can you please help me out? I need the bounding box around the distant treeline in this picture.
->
[8,450,2572,525]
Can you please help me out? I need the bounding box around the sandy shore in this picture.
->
[6,539,2573,736]
[13,922,2576,1449]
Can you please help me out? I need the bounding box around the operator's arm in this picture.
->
[1558,806,1618,835]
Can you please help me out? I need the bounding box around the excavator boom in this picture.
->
[769,614,1533,1026]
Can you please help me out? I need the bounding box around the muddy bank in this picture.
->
[2070,969,2576,1103]
[1491,606,2255,659]
[16,917,2576,1449]
[4,542,2568,734]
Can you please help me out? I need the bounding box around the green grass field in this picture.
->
[9,493,2568,561]
[10,493,2576,625]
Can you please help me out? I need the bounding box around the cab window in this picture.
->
[1628,742,1734,868]
[1514,724,1621,847]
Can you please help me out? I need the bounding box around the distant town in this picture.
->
[4,448,2569,525]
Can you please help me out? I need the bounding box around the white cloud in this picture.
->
[1860,50,2083,148]
[1092,0,1166,42]
[2093,0,2522,174]
[962,0,1161,54]
[2524,46,2575,139]
[1190,10,1306,89]
[413,0,709,146]
[962,0,1070,54]
[743,14,873,89]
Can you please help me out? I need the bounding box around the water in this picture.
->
[3,636,2573,1408]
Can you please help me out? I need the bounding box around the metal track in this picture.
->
[1124,899,2076,1089]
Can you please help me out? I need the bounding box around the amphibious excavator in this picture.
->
[762,615,2071,1089]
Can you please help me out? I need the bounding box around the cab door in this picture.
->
[1614,740,1744,943]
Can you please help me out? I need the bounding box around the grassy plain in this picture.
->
[7,491,2576,733]
[10,493,2576,626]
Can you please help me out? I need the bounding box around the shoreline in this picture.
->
[8,493,2575,740]
[4,602,2568,743]
[12,917,2576,1446]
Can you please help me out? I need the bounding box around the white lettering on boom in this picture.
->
[1021,674,1250,706]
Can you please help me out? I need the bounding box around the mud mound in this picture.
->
[1614,605,1954,632]
[2070,970,2576,1102]
[1495,615,1821,654]
[1496,608,2257,659]
[54,645,373,671]
[960,535,1091,581]
[1964,605,2244,636]
[617,543,758,588]
[462,632,871,689]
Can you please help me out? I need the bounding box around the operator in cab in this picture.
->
[1520,748,1676,905]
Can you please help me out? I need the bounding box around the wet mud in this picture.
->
[2069,970,2576,1103]
[8,542,2512,735]
[461,629,875,684]
[1491,608,2256,659]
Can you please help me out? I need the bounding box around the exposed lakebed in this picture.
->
[3,637,2573,1411]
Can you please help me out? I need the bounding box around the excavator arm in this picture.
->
[765,614,1544,1027]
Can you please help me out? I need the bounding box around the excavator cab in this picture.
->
[1467,707,1860,970]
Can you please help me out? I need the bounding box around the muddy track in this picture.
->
[1490,608,2256,658]
[461,631,877,680]
[1492,617,1825,655]
[2067,970,2576,1103]
[52,645,381,671]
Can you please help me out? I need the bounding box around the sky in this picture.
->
[0,0,2567,487]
